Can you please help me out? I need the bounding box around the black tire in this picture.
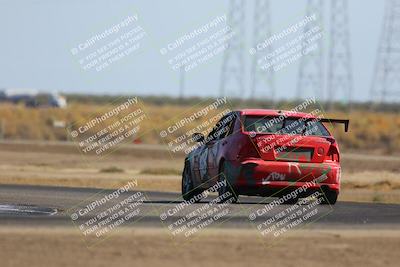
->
[181,161,202,202]
[217,162,239,203]
[319,189,338,205]
[282,196,299,205]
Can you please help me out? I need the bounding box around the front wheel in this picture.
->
[217,162,239,203]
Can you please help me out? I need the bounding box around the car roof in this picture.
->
[238,109,316,118]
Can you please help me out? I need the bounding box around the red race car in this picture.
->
[182,109,349,205]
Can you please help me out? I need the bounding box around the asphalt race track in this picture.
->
[0,184,399,230]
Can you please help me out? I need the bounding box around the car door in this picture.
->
[194,120,222,184]
[205,112,238,180]
[189,141,208,187]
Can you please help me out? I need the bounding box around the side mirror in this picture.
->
[192,132,205,143]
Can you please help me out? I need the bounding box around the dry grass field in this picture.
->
[0,101,399,153]
[1,227,399,267]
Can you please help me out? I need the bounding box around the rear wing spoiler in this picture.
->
[319,118,350,132]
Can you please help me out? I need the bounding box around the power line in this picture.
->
[327,0,353,108]
[297,0,324,100]
[370,0,400,103]
[250,0,275,101]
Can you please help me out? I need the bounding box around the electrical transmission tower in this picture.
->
[297,0,324,100]
[220,0,246,98]
[327,0,353,107]
[370,0,400,103]
[250,0,275,101]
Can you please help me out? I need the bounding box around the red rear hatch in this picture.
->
[252,134,332,163]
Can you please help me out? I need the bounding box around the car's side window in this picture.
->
[207,117,226,142]
[207,112,237,142]
[224,112,238,137]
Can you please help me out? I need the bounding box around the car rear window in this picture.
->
[243,116,330,136]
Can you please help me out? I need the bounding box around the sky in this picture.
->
[0,0,384,102]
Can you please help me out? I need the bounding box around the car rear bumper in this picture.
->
[226,158,340,197]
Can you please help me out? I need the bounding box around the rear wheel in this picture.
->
[181,161,202,202]
[319,189,338,205]
[217,162,239,203]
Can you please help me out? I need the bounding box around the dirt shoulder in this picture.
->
[1,227,399,267]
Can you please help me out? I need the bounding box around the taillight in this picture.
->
[325,146,339,162]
